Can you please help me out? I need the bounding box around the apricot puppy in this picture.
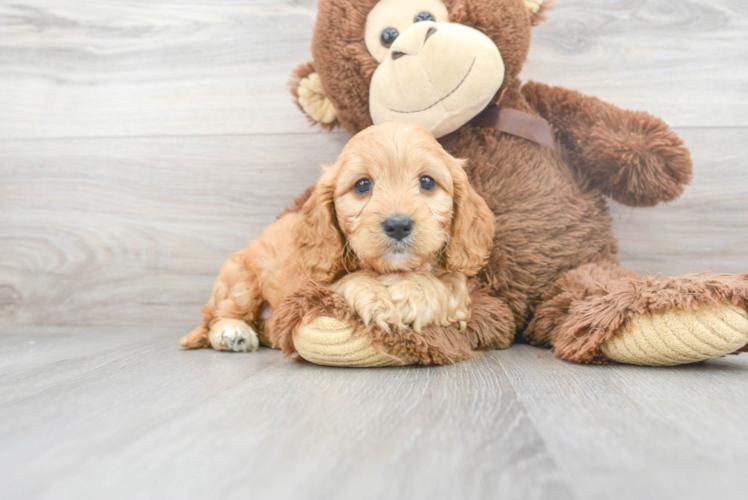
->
[180,122,495,352]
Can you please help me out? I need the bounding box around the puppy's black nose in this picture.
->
[382,217,414,242]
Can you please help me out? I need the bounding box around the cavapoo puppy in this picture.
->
[180,122,495,353]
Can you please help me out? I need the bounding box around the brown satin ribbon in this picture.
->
[439,105,555,151]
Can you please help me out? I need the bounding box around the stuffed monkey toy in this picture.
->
[270,0,748,367]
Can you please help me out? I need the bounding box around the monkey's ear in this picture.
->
[289,61,340,130]
[525,0,555,26]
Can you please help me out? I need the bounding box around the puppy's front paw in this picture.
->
[331,273,405,332]
[348,290,404,332]
[209,319,260,352]
[380,272,471,332]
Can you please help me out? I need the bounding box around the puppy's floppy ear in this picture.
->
[525,0,555,26]
[293,166,346,282]
[445,157,496,276]
[289,61,340,130]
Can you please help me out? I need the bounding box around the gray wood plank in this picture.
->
[1,0,747,140]
[0,0,321,139]
[0,132,348,326]
[0,326,575,500]
[522,0,748,128]
[494,345,748,500]
[611,127,748,276]
[1,128,746,327]
[4,326,748,500]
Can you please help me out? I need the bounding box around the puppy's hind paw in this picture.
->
[209,319,260,353]
[179,326,210,349]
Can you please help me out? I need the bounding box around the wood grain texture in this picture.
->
[0,0,321,138]
[611,128,748,277]
[497,345,748,500]
[1,0,747,140]
[0,326,575,500]
[0,132,348,326]
[1,128,746,327]
[522,0,748,128]
[3,326,748,500]
[2,2,748,499]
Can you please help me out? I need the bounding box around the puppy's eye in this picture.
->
[419,176,436,192]
[354,178,372,195]
[380,27,399,48]
[414,12,435,23]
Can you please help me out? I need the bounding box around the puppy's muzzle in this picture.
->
[382,216,414,242]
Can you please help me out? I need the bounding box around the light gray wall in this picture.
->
[1,0,746,327]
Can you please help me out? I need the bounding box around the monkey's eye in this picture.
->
[419,176,436,192]
[354,178,372,195]
[380,27,399,48]
[414,12,435,23]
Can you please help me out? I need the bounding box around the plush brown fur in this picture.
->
[181,122,496,352]
[529,267,748,363]
[283,0,748,364]
[522,82,693,207]
[306,0,534,135]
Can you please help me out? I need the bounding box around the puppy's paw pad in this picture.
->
[211,321,260,353]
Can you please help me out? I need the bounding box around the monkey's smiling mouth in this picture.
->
[389,58,476,114]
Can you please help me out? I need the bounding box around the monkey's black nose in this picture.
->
[382,217,414,242]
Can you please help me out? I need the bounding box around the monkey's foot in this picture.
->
[293,317,413,367]
[601,302,748,366]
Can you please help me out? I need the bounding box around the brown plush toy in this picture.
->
[273,0,748,367]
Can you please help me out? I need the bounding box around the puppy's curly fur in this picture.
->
[180,122,495,352]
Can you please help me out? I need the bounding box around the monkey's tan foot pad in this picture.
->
[293,317,413,367]
[601,302,748,366]
[524,0,544,14]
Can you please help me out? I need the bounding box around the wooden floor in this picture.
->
[3,326,748,500]
[2,1,748,499]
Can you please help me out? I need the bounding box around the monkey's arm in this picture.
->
[522,81,692,207]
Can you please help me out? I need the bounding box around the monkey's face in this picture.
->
[294,0,544,136]
[365,0,504,138]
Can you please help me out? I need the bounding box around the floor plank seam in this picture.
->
[491,352,583,500]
